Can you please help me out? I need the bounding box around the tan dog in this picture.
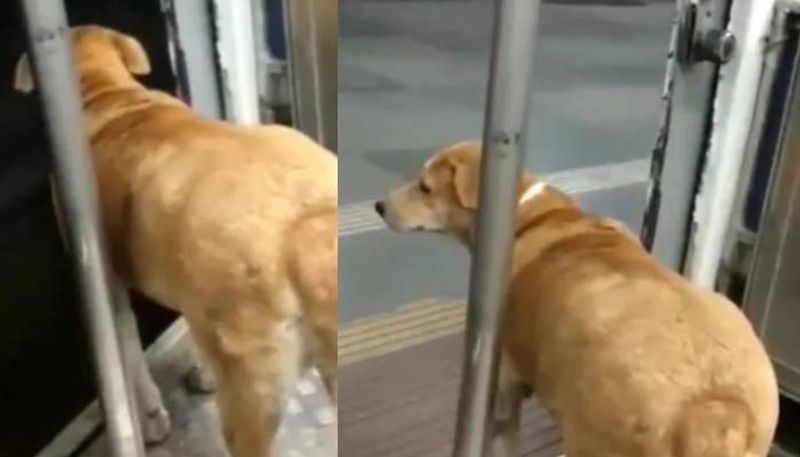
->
[15,26,337,457]
[376,142,778,457]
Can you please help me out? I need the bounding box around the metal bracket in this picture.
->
[718,226,757,281]
[677,2,737,64]
[259,58,291,108]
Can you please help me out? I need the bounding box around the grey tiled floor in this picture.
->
[339,0,673,204]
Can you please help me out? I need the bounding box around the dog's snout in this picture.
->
[374,201,386,216]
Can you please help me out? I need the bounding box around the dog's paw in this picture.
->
[142,406,171,445]
[183,365,217,394]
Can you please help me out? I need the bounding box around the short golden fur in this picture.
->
[378,142,778,457]
[15,26,337,457]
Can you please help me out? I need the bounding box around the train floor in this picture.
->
[338,301,800,457]
[340,300,563,457]
[39,321,335,457]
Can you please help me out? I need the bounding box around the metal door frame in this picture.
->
[161,0,225,120]
[164,0,338,144]
[744,69,800,401]
[644,0,786,289]
[210,0,261,125]
[282,0,338,151]
[740,4,800,401]
[641,0,733,270]
[684,0,780,288]
[717,4,795,294]
[161,0,270,125]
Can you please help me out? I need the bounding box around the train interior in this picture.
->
[2,0,800,456]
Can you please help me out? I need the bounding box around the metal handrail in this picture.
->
[18,1,144,456]
[452,1,540,456]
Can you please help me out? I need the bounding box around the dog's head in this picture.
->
[375,141,537,239]
[14,25,150,94]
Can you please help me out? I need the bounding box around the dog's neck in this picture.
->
[78,67,183,139]
[78,67,141,134]
[462,180,575,254]
[462,180,640,276]
[514,181,575,234]
[79,63,140,99]
[518,181,548,205]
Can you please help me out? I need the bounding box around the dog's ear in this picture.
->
[111,33,150,75]
[451,158,480,210]
[14,53,35,94]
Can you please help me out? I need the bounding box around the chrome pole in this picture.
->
[18,2,144,456]
[282,0,338,151]
[452,1,539,456]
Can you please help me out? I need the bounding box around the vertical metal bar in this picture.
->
[212,0,261,125]
[643,0,730,269]
[686,0,777,288]
[161,0,225,120]
[282,0,338,151]
[18,2,144,456]
[452,1,539,456]
[251,0,284,123]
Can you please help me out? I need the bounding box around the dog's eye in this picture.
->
[419,180,431,194]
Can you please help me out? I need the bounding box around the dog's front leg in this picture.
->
[114,284,171,444]
[490,352,524,457]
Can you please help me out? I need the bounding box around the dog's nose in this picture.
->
[375,201,386,216]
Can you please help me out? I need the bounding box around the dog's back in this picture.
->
[506,211,778,457]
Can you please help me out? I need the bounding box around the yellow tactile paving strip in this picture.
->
[339,299,466,366]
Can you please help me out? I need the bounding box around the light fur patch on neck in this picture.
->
[519,181,548,204]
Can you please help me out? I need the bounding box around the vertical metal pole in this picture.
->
[18,2,144,456]
[212,0,261,125]
[161,0,225,120]
[452,1,539,456]
[282,0,338,151]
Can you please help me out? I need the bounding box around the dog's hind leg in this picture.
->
[315,325,337,405]
[285,205,337,404]
[490,353,524,457]
[114,284,171,444]
[310,319,337,453]
[189,311,300,457]
[303,303,336,406]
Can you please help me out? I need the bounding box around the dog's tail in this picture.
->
[672,395,760,457]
